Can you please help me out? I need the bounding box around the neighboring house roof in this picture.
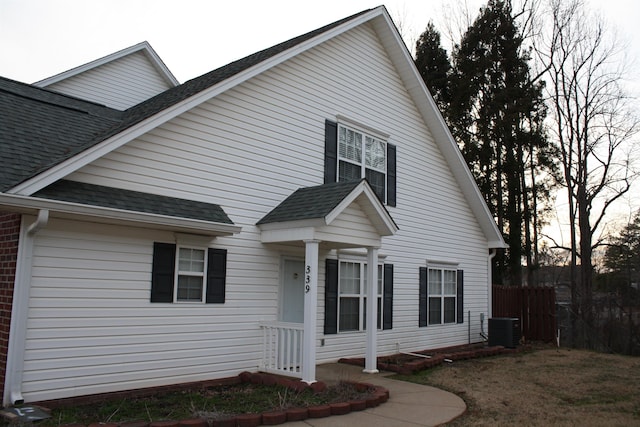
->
[34,41,179,88]
[0,6,506,248]
[33,180,234,224]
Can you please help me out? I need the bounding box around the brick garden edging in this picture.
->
[339,344,527,375]
[23,372,389,427]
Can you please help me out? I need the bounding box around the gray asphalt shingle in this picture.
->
[33,180,234,224]
[257,180,363,224]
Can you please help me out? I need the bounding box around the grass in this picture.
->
[23,381,370,426]
[393,344,640,426]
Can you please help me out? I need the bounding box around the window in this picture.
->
[324,120,397,207]
[337,261,383,332]
[176,247,206,301]
[428,268,457,324]
[151,242,227,304]
[324,259,393,334]
[419,266,464,326]
[338,125,387,202]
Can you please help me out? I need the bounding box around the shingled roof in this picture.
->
[257,180,364,225]
[0,77,123,192]
[33,180,234,224]
[0,8,372,193]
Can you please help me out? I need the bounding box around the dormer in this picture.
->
[34,41,178,110]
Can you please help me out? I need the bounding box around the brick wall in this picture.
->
[0,212,21,405]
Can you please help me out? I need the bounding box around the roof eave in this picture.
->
[0,193,241,237]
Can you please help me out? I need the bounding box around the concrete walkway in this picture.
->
[286,363,466,426]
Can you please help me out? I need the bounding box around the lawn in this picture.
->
[394,344,640,426]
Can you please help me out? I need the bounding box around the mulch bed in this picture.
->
[339,343,530,375]
[8,373,388,427]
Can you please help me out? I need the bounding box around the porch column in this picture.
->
[301,239,320,384]
[364,246,379,373]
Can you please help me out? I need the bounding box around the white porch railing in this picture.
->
[259,321,304,378]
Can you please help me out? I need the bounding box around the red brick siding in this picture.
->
[0,212,21,404]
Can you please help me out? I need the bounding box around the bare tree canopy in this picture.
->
[535,0,640,346]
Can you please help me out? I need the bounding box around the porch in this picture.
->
[256,180,399,383]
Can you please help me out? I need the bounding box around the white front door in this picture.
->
[282,259,305,323]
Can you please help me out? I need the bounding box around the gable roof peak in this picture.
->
[34,41,179,88]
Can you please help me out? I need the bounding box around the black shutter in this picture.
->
[324,120,338,184]
[206,248,227,303]
[457,269,464,323]
[151,242,176,303]
[419,266,427,327]
[383,264,393,330]
[387,143,396,207]
[324,258,339,334]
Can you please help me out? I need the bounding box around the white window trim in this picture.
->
[174,245,208,303]
[335,115,390,140]
[337,260,383,333]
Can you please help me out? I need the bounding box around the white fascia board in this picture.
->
[11,9,385,197]
[140,41,180,86]
[34,41,178,87]
[0,193,241,237]
[372,9,506,249]
[257,218,327,231]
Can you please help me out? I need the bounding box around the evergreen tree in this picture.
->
[414,21,451,112]
[604,211,640,290]
[446,0,556,285]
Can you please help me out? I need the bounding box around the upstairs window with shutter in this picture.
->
[338,125,387,203]
[325,120,396,206]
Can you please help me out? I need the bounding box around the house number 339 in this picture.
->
[305,265,311,293]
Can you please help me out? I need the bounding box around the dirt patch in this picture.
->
[396,344,640,426]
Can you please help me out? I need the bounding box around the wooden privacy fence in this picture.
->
[493,285,557,342]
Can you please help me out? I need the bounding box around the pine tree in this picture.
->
[446,0,556,285]
[414,21,451,113]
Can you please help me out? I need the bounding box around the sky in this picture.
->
[1,0,639,245]
[1,0,638,84]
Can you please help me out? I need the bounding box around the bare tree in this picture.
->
[536,0,640,347]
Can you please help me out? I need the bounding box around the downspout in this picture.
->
[27,209,49,235]
[481,249,497,341]
[4,210,49,406]
[487,249,497,318]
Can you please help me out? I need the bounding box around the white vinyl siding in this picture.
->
[22,22,490,402]
[43,51,173,110]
